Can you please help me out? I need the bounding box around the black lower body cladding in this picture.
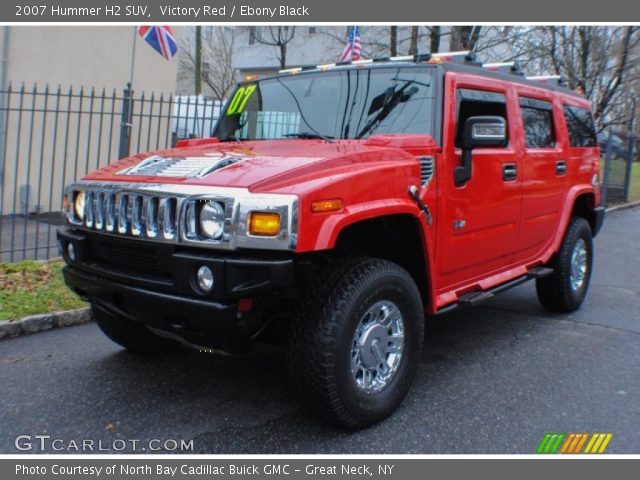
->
[57,227,295,352]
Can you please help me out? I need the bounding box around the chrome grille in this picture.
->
[419,156,435,186]
[76,188,181,241]
[65,181,298,252]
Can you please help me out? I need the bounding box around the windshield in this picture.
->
[214,66,435,141]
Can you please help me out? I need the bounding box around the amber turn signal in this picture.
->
[311,198,344,213]
[248,212,281,236]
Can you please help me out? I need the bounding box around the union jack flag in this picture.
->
[137,26,178,60]
[340,26,362,62]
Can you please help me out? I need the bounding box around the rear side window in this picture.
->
[520,98,555,148]
[456,89,508,147]
[564,106,597,147]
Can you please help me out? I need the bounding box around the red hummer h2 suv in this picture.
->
[58,52,605,428]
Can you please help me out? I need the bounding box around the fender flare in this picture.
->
[546,184,597,262]
[312,199,439,313]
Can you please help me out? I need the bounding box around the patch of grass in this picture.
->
[628,162,640,203]
[0,260,86,321]
[601,159,640,203]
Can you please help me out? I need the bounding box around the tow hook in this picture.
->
[408,185,432,225]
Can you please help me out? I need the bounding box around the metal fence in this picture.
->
[0,83,221,262]
[600,127,637,206]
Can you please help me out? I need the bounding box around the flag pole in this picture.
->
[120,26,137,159]
[128,26,137,91]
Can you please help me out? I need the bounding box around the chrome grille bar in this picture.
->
[72,187,184,242]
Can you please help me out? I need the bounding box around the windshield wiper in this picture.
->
[283,132,335,141]
[220,135,244,143]
[355,81,420,139]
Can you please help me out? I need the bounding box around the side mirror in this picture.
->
[455,116,507,186]
[462,116,507,149]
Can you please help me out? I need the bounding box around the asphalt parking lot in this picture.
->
[1,207,639,454]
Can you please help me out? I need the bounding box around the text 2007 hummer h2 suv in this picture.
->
[58,52,605,428]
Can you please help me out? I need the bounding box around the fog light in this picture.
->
[67,243,76,262]
[196,266,214,292]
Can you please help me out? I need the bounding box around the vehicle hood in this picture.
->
[83,139,419,194]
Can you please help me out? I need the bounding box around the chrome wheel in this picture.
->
[351,300,405,394]
[570,238,588,291]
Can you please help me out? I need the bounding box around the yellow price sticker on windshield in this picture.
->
[226,84,257,115]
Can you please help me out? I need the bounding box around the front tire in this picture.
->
[92,304,176,354]
[289,258,424,428]
[536,216,593,312]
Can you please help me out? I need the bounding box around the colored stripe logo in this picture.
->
[537,433,612,454]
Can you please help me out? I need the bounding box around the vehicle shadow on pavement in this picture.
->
[69,286,565,453]
[4,283,616,454]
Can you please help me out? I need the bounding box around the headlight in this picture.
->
[199,201,225,239]
[74,191,85,220]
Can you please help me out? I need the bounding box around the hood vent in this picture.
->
[118,155,244,178]
[419,156,435,186]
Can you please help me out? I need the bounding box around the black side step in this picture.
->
[527,266,554,279]
[438,266,555,313]
[458,291,494,307]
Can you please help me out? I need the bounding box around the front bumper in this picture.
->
[57,227,295,351]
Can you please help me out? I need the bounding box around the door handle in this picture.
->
[503,163,517,181]
[556,160,567,176]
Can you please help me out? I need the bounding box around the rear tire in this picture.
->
[289,257,424,428]
[536,216,593,312]
[92,304,176,354]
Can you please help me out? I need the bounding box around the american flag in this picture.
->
[137,26,178,60]
[340,26,362,62]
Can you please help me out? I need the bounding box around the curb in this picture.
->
[0,307,92,340]
[606,200,640,213]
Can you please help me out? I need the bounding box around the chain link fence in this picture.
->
[0,84,221,262]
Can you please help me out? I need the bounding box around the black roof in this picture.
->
[244,59,585,99]
[439,62,584,98]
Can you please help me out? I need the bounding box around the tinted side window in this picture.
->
[456,89,508,147]
[520,98,555,148]
[564,106,597,147]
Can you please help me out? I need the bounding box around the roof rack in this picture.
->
[428,51,480,66]
[277,50,480,74]
[526,75,569,87]
[484,62,524,76]
[273,54,577,94]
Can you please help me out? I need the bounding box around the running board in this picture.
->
[437,266,555,313]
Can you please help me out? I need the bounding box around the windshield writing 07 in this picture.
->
[214,67,435,141]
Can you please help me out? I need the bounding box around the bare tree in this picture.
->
[449,26,482,51]
[428,26,442,53]
[179,27,237,100]
[255,26,296,69]
[390,27,398,56]
[408,26,419,55]
[321,26,443,60]
[497,26,640,128]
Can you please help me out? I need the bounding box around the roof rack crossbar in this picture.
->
[526,75,569,87]
[483,62,524,76]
